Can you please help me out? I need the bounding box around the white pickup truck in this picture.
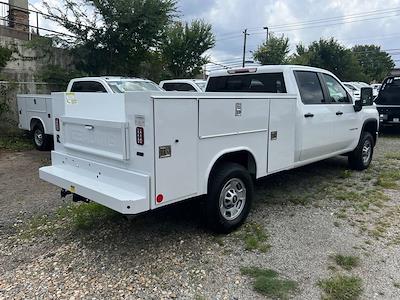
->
[17,77,162,150]
[39,65,378,232]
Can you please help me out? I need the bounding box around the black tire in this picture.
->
[206,163,254,233]
[348,131,374,170]
[32,123,51,151]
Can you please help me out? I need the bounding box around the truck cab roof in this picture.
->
[67,77,163,93]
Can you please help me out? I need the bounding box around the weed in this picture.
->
[332,254,359,271]
[57,202,119,230]
[239,223,270,252]
[394,282,400,289]
[340,170,352,179]
[318,275,362,300]
[241,267,297,299]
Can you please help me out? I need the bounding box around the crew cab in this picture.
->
[17,77,162,150]
[39,65,378,233]
[159,79,206,92]
[375,76,400,126]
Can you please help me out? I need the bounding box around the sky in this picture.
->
[29,0,400,70]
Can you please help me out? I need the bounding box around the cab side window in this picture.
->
[294,71,325,104]
[322,74,350,103]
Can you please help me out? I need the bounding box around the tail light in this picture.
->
[55,118,60,131]
[136,127,144,145]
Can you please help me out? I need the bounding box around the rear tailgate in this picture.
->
[39,92,152,215]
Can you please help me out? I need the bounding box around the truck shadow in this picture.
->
[70,156,350,251]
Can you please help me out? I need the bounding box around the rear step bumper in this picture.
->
[39,151,150,214]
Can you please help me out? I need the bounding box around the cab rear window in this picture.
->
[206,73,286,93]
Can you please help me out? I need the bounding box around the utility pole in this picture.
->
[264,26,269,43]
[242,29,249,67]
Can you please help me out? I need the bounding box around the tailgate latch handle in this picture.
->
[85,125,94,130]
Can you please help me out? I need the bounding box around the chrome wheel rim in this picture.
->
[362,139,372,165]
[219,178,246,221]
[34,129,43,147]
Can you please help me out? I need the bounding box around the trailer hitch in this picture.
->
[60,188,71,198]
[72,193,90,203]
[60,189,90,203]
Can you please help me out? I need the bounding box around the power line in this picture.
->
[214,7,400,43]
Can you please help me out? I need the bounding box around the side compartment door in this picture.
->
[294,71,337,161]
[267,98,296,173]
[154,98,198,204]
[17,97,28,130]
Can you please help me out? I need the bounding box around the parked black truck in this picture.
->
[375,76,400,126]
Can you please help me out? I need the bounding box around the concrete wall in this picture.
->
[0,33,74,134]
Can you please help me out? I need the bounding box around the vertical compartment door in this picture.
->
[267,98,296,173]
[154,99,198,205]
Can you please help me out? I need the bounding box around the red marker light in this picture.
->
[55,118,60,131]
[136,127,144,145]
[156,194,164,203]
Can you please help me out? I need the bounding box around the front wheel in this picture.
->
[206,163,254,233]
[348,131,374,170]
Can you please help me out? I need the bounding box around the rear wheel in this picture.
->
[348,131,374,170]
[33,123,51,151]
[206,163,253,233]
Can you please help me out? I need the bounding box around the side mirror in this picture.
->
[360,87,373,106]
[354,87,373,112]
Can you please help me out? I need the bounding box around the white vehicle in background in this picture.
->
[371,83,382,97]
[159,79,206,92]
[39,65,378,233]
[17,77,162,150]
[344,82,362,100]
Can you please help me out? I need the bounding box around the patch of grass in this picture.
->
[0,135,34,151]
[393,282,400,289]
[239,222,270,252]
[385,152,400,160]
[332,254,360,271]
[340,170,352,179]
[241,267,297,299]
[57,202,119,230]
[318,275,362,300]
[376,170,400,189]
[18,214,58,239]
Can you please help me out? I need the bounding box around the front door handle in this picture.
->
[336,111,343,116]
[304,113,314,118]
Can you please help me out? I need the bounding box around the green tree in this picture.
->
[161,20,215,78]
[0,46,12,71]
[352,45,395,82]
[290,38,366,81]
[253,34,290,65]
[44,0,177,76]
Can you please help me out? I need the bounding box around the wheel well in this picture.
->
[209,151,257,182]
[30,118,43,131]
[363,120,378,145]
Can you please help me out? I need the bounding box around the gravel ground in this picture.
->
[1,130,400,299]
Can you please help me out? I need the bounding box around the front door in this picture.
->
[320,73,359,152]
[294,71,337,161]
